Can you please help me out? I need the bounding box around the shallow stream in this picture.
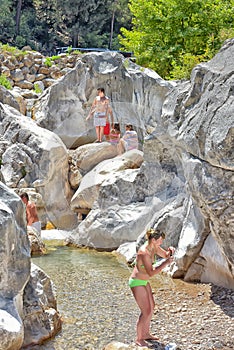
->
[31,240,141,350]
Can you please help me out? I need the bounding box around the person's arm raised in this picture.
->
[140,251,173,277]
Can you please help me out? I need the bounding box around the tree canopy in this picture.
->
[119,0,234,78]
[0,0,132,54]
[1,0,233,79]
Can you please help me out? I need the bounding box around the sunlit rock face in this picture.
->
[0,183,61,349]
[0,103,78,229]
[66,40,234,289]
[1,39,233,290]
[33,51,174,148]
[0,85,21,112]
[0,182,30,350]
[22,264,62,348]
[155,38,234,289]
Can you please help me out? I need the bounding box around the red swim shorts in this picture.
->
[104,123,110,135]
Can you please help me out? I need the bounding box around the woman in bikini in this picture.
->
[129,228,175,347]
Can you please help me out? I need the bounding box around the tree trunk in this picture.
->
[15,0,23,36]
[109,0,119,49]
[109,10,115,49]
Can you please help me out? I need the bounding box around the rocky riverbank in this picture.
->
[105,277,234,350]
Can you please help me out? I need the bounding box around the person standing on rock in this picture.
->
[20,192,41,236]
[129,228,175,347]
[86,87,113,142]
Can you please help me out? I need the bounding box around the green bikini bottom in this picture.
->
[128,278,149,288]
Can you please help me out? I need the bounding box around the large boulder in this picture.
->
[0,103,78,229]
[0,85,20,112]
[70,149,144,211]
[22,264,62,347]
[0,182,62,349]
[33,52,174,148]
[0,182,30,350]
[68,40,234,289]
[157,38,234,289]
[69,141,119,176]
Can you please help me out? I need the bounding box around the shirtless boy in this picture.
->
[20,192,41,236]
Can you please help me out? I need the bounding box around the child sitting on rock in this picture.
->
[109,123,121,146]
[118,124,138,154]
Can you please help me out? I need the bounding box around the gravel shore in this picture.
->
[105,277,234,350]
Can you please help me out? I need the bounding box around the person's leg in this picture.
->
[131,285,152,346]
[99,126,104,142]
[117,139,125,154]
[144,283,159,340]
[95,126,99,141]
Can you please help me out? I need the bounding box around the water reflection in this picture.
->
[31,242,138,350]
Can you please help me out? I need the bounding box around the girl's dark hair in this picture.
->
[114,123,120,131]
[126,124,133,130]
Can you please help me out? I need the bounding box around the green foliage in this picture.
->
[123,59,130,69]
[15,35,26,48]
[0,0,15,42]
[1,43,19,54]
[51,55,60,61]
[71,50,81,55]
[66,46,73,54]
[0,74,12,90]
[169,53,204,80]
[44,57,53,67]
[34,83,42,94]
[120,0,234,79]
[21,166,27,177]
[44,55,60,66]
[0,0,132,54]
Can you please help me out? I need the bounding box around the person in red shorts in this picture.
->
[104,102,114,141]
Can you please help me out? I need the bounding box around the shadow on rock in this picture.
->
[210,284,234,318]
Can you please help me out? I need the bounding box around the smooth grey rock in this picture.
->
[69,141,119,176]
[0,103,78,229]
[0,85,20,112]
[0,182,30,350]
[33,52,173,148]
[70,150,144,211]
[22,264,62,347]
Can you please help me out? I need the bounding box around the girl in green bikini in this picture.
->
[129,228,175,347]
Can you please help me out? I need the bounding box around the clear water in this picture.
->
[30,241,139,350]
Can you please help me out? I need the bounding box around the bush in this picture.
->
[169,53,205,80]
[0,42,25,55]
[66,45,73,54]
[34,83,42,94]
[51,55,60,61]
[15,35,26,48]
[0,74,12,90]
[44,57,53,67]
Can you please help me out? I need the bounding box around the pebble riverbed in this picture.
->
[31,244,234,350]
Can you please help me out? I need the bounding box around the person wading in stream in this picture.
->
[129,228,175,347]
